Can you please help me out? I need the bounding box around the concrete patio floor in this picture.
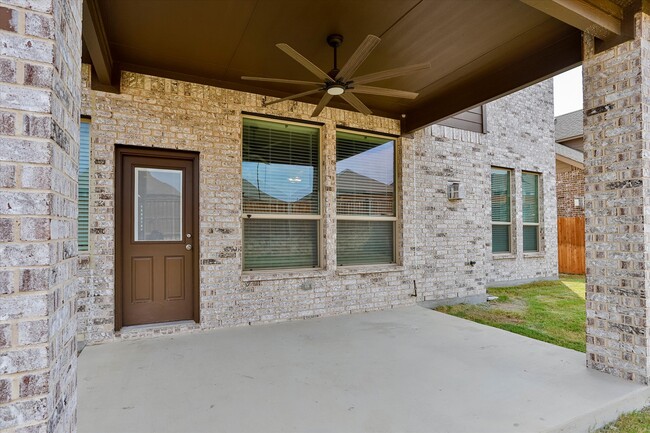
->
[78,306,650,433]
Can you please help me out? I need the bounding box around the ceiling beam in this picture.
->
[402,30,582,134]
[82,0,113,85]
[520,0,622,40]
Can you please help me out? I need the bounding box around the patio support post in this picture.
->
[583,4,650,385]
[0,0,83,431]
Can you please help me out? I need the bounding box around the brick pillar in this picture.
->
[0,0,82,431]
[583,9,650,384]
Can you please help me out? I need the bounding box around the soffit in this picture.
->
[87,0,585,133]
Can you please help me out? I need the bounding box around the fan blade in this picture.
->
[311,93,333,117]
[276,43,334,83]
[348,85,418,99]
[263,89,322,107]
[340,92,372,115]
[242,76,322,86]
[335,35,381,81]
[351,63,431,85]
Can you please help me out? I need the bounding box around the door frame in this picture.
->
[115,144,200,331]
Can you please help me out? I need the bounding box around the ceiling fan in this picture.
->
[242,34,430,117]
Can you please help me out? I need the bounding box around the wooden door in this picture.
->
[116,146,199,328]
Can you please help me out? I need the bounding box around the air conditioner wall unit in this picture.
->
[447,181,464,200]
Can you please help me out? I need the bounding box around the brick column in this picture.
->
[0,0,82,431]
[583,10,650,384]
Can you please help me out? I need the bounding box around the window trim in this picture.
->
[241,115,324,272]
[491,166,513,255]
[335,129,399,267]
[522,171,541,253]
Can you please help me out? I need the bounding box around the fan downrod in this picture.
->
[326,34,344,78]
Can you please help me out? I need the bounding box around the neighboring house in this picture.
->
[555,110,585,218]
[555,110,586,275]
[75,64,558,344]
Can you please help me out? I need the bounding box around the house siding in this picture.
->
[0,0,82,431]
[77,65,558,343]
[556,167,585,218]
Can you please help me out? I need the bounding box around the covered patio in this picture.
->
[78,306,650,433]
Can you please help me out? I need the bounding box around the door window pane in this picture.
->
[134,168,182,241]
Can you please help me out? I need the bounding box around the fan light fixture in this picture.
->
[327,84,345,96]
[242,34,430,117]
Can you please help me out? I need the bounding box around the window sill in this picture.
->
[492,253,516,260]
[336,264,404,276]
[523,252,545,258]
[241,268,328,282]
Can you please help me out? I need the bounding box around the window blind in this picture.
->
[242,118,321,270]
[492,225,510,253]
[523,172,540,252]
[491,168,511,253]
[242,118,319,215]
[522,173,539,223]
[335,132,394,217]
[523,226,538,252]
[78,120,90,251]
[337,220,394,266]
[243,219,318,270]
[491,169,510,223]
[336,132,396,266]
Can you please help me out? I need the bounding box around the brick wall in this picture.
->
[77,66,558,344]
[0,0,82,431]
[556,167,585,218]
[582,11,650,384]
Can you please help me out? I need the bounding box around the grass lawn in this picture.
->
[595,406,650,433]
[436,275,650,432]
[436,274,587,352]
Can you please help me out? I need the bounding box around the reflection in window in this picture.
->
[134,168,182,241]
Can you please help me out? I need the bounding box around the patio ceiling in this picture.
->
[82,0,634,134]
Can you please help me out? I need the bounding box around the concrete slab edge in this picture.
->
[487,276,559,288]
[543,384,650,433]
[418,294,488,309]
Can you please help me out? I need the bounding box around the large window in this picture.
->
[491,167,511,253]
[522,172,540,252]
[78,119,90,251]
[242,117,320,270]
[336,131,396,266]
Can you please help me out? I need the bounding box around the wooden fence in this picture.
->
[557,216,585,275]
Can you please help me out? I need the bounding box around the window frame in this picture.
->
[522,171,541,253]
[241,115,324,272]
[335,129,399,267]
[78,117,91,252]
[490,166,513,255]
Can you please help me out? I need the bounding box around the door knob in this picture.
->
[186,244,192,251]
